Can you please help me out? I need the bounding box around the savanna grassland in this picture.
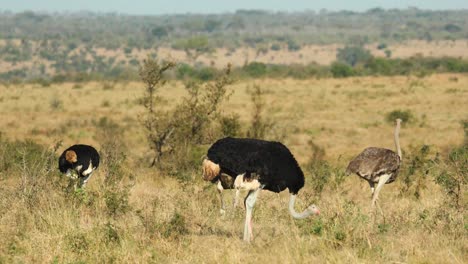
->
[0,72,467,263]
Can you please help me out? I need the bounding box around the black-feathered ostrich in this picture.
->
[346,119,402,209]
[58,144,100,188]
[202,137,320,242]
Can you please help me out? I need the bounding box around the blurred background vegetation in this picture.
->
[0,8,468,83]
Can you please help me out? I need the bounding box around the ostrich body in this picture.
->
[203,137,320,242]
[58,144,100,188]
[346,119,402,208]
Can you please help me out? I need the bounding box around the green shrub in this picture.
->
[95,117,132,217]
[287,39,301,51]
[400,145,433,199]
[385,109,414,124]
[219,114,242,137]
[377,43,388,50]
[435,131,467,210]
[337,45,373,66]
[365,57,393,75]
[162,212,188,239]
[102,222,120,245]
[104,187,130,217]
[246,85,274,139]
[139,59,233,172]
[305,140,331,197]
[331,62,354,78]
[243,62,267,78]
[196,67,216,81]
[270,43,281,51]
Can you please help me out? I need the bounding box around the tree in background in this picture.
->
[337,45,373,67]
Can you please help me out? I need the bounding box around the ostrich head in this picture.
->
[396,118,402,125]
[202,159,220,181]
[306,204,320,215]
[65,150,78,163]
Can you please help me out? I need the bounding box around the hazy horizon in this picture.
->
[1,0,468,15]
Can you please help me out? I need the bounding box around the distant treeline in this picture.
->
[0,8,467,50]
[1,8,467,84]
[2,56,468,84]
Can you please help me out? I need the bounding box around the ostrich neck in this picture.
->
[394,122,402,160]
[288,194,313,219]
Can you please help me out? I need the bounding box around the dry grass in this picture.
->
[0,73,467,263]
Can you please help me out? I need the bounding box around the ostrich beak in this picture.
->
[316,209,320,215]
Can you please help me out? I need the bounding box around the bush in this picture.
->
[196,67,217,81]
[385,109,414,124]
[246,85,274,139]
[400,145,433,199]
[243,62,267,78]
[365,57,393,75]
[336,45,373,67]
[95,117,132,217]
[435,121,468,210]
[305,140,330,197]
[287,39,301,51]
[377,43,388,50]
[331,62,354,78]
[139,59,233,172]
[219,114,242,138]
[162,212,188,239]
[0,138,62,208]
[270,43,281,51]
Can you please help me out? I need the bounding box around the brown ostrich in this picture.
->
[346,119,402,208]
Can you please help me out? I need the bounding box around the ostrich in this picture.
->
[58,144,100,188]
[346,119,402,209]
[202,137,320,242]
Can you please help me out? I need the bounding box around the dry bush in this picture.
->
[246,84,275,139]
[400,144,434,199]
[139,58,177,167]
[139,58,234,176]
[434,120,467,210]
[94,117,132,217]
[305,140,347,198]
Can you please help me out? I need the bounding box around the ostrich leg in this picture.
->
[233,189,240,208]
[217,181,226,215]
[244,188,261,242]
[371,174,392,208]
[368,181,375,196]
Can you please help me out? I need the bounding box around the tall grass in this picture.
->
[0,74,466,263]
[0,128,465,262]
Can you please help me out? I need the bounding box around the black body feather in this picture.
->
[207,137,305,194]
[58,144,100,177]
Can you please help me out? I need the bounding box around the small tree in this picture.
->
[337,45,373,67]
[246,85,273,139]
[139,58,233,170]
[139,58,177,167]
